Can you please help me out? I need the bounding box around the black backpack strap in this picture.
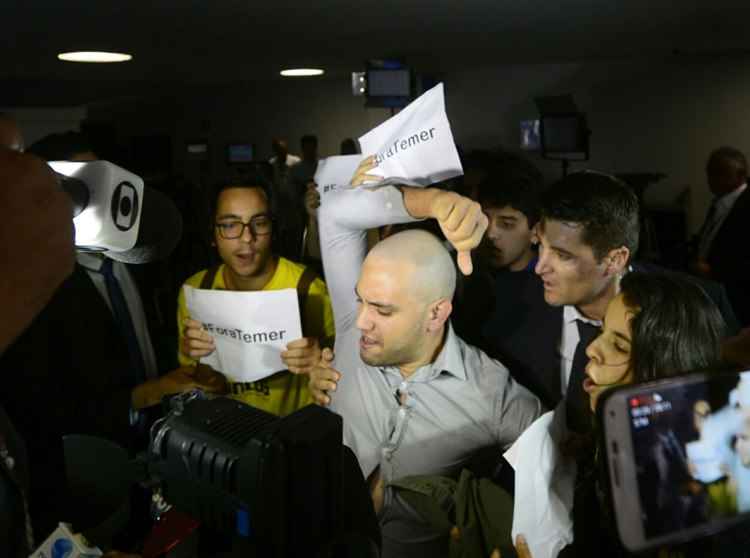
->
[296,266,318,318]
[200,264,222,290]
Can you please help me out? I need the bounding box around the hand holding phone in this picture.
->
[600,369,750,552]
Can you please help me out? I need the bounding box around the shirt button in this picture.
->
[386,202,393,210]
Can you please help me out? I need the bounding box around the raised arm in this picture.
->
[318,185,416,336]
[318,156,488,336]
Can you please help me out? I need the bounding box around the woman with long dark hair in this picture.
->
[561,271,726,557]
[584,271,725,408]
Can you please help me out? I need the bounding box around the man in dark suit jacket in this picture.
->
[694,146,750,326]
[483,172,639,421]
[482,171,739,424]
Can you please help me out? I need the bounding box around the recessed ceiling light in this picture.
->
[280,68,324,77]
[58,51,133,63]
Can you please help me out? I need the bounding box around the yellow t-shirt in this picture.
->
[177,257,335,416]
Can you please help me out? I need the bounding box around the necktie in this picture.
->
[699,200,718,238]
[566,319,600,433]
[697,199,719,258]
[99,258,146,386]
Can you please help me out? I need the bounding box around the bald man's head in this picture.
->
[356,229,456,372]
[367,229,456,302]
[0,114,23,152]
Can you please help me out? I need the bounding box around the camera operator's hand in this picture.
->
[304,182,321,217]
[488,535,532,558]
[181,317,216,359]
[281,337,321,375]
[309,348,339,405]
[0,149,75,353]
[351,155,381,186]
[131,365,228,410]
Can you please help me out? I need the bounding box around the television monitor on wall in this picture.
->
[540,114,589,160]
[228,143,254,163]
[365,61,412,108]
[367,69,411,97]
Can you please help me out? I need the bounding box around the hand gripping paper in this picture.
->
[358,82,463,186]
[184,286,303,382]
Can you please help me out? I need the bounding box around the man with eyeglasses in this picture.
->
[178,175,335,416]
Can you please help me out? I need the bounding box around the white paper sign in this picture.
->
[358,82,463,186]
[686,439,724,483]
[504,405,576,558]
[183,286,303,382]
[313,154,362,198]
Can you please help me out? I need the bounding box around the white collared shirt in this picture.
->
[698,183,747,259]
[559,304,602,397]
[76,252,158,379]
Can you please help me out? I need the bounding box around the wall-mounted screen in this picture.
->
[228,144,254,163]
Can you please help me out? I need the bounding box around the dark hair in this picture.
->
[301,134,318,148]
[707,146,748,177]
[621,272,725,383]
[340,138,358,155]
[477,152,543,227]
[540,170,639,261]
[26,131,94,161]
[208,169,278,253]
[210,168,275,221]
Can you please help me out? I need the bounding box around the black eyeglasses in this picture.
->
[215,214,273,239]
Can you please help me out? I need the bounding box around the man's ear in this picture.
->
[604,246,630,276]
[426,298,453,332]
[530,225,540,246]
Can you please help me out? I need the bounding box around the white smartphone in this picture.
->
[600,369,750,552]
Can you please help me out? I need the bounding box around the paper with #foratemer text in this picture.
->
[358,82,463,187]
[184,286,303,382]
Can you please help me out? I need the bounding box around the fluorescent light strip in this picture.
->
[58,51,133,63]
[280,68,324,77]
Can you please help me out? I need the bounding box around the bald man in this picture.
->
[0,113,23,152]
[312,157,541,557]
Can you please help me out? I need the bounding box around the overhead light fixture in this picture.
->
[280,68,324,77]
[58,51,133,63]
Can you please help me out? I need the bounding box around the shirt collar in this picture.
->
[384,322,466,382]
[76,251,105,271]
[563,304,602,327]
[424,322,467,381]
[716,183,747,210]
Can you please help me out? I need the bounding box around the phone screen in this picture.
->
[624,370,750,541]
